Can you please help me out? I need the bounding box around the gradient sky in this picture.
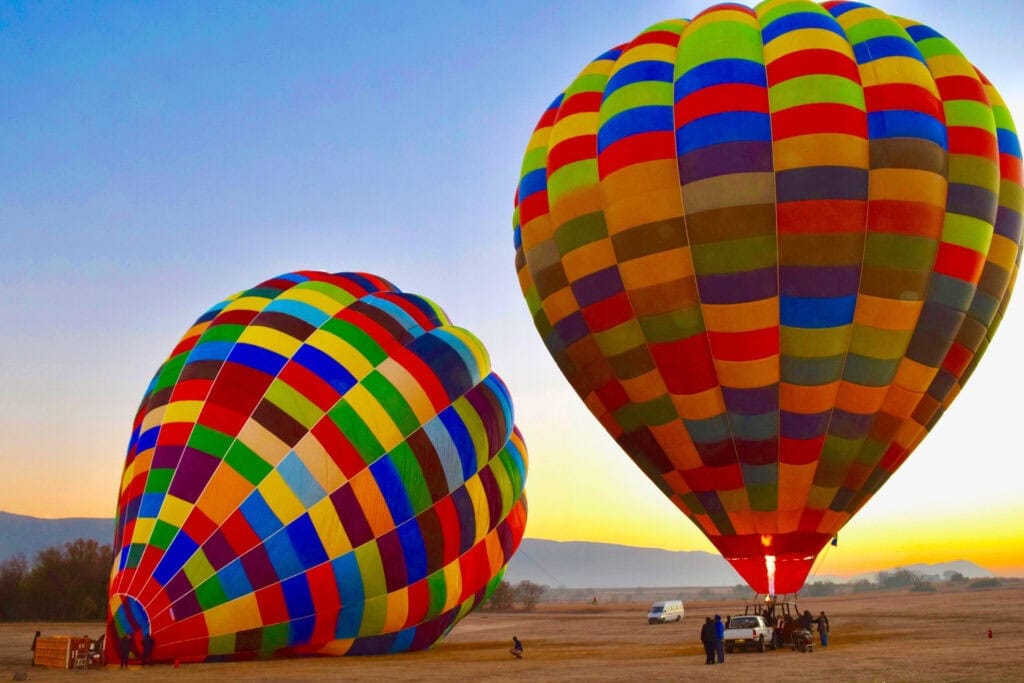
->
[1,1,1021,579]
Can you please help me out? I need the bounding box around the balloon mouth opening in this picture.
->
[110,594,151,637]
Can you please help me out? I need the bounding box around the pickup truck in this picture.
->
[723,614,775,653]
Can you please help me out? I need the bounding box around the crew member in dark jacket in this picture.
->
[700,617,715,664]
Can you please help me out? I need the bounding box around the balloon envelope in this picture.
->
[513,0,1021,594]
[108,271,527,661]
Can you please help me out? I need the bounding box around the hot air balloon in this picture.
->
[107,271,527,662]
[513,0,1021,594]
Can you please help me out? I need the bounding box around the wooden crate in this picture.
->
[33,635,92,669]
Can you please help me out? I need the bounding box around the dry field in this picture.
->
[3,583,1022,682]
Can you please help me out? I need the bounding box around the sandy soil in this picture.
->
[3,583,1022,682]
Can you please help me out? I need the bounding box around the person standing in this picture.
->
[700,617,715,665]
[142,633,154,665]
[713,614,725,664]
[118,634,132,669]
[816,611,830,647]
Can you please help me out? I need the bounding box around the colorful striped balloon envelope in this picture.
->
[108,271,527,662]
[513,0,1021,594]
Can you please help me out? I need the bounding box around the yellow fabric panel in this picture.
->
[350,469,396,537]
[182,551,216,587]
[130,517,156,546]
[197,465,252,524]
[346,384,403,453]
[441,562,464,613]
[561,239,618,282]
[687,4,759,31]
[221,295,273,315]
[834,382,888,415]
[989,233,1020,271]
[519,214,555,252]
[308,497,352,559]
[159,495,193,530]
[620,370,668,404]
[237,325,302,359]
[548,112,600,148]
[550,184,603,225]
[763,28,852,64]
[773,133,867,170]
[463,476,489,544]
[358,594,387,637]
[715,356,779,388]
[541,286,581,325]
[671,386,726,419]
[611,42,678,69]
[316,639,354,656]
[717,486,751,514]
[306,328,374,379]
[869,168,946,206]
[925,53,983,80]
[703,299,777,332]
[854,296,922,330]
[445,327,490,378]
[618,247,693,285]
[279,286,349,316]
[204,594,261,636]
[376,357,437,427]
[893,419,925,450]
[381,588,409,634]
[681,172,774,214]
[781,326,851,357]
[805,484,833,510]
[892,357,939,393]
[237,419,290,467]
[780,381,839,414]
[293,432,343,494]
[859,57,939,94]
[257,470,306,525]
[162,400,203,424]
[603,170,685,233]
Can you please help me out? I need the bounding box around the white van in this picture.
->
[647,600,684,624]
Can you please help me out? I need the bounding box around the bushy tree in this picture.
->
[1,538,112,622]
[0,554,29,620]
[484,580,517,610]
[515,580,546,611]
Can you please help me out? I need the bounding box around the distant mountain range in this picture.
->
[0,511,993,587]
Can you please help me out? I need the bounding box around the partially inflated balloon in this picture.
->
[514,0,1021,594]
[108,271,527,661]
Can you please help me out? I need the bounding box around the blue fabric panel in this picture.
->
[227,343,288,376]
[239,492,283,539]
[518,168,548,202]
[903,23,944,42]
[218,558,255,600]
[265,529,302,580]
[762,11,844,44]
[370,456,414,525]
[289,615,316,646]
[781,294,858,328]
[396,518,428,584]
[278,452,327,509]
[676,111,772,154]
[852,36,926,65]
[263,299,331,328]
[605,60,674,97]
[440,406,478,480]
[407,331,472,401]
[281,573,315,619]
[286,513,329,569]
[153,533,199,585]
[389,627,416,654]
[674,58,767,100]
[138,493,163,518]
[136,426,159,453]
[825,1,871,19]
[998,128,1022,158]
[333,554,365,638]
[867,110,947,147]
[597,106,673,152]
[293,344,356,395]
[187,341,234,363]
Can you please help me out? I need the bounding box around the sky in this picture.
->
[1,0,1022,580]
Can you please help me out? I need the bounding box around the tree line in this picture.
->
[481,580,546,611]
[0,538,111,621]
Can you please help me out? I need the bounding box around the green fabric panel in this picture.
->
[769,74,865,110]
[692,236,778,274]
[265,379,323,430]
[195,575,228,610]
[328,401,384,465]
[548,160,599,203]
[389,442,432,514]
[321,318,386,365]
[363,371,419,437]
[187,424,234,458]
[942,213,994,253]
[555,211,609,253]
[153,353,188,393]
[261,623,289,653]
[863,233,936,271]
[182,550,216,587]
[843,17,911,44]
[599,82,673,123]
[780,326,851,358]
[943,99,995,131]
[426,569,448,620]
[149,519,178,550]
[677,22,763,73]
[848,326,912,359]
[144,468,174,494]
[639,308,705,343]
[225,441,273,486]
[198,323,246,343]
[297,279,357,306]
[208,633,235,656]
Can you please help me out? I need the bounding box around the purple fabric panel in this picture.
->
[721,385,778,415]
[571,266,623,307]
[168,448,220,503]
[780,410,830,439]
[697,268,777,304]
[780,265,861,297]
[677,140,774,183]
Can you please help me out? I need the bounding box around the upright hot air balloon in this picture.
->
[108,271,527,662]
[513,0,1021,594]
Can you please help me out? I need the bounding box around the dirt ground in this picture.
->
[3,583,1022,682]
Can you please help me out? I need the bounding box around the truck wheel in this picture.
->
[758,636,765,653]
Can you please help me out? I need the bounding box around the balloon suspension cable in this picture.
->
[514,546,566,588]
[807,540,834,584]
